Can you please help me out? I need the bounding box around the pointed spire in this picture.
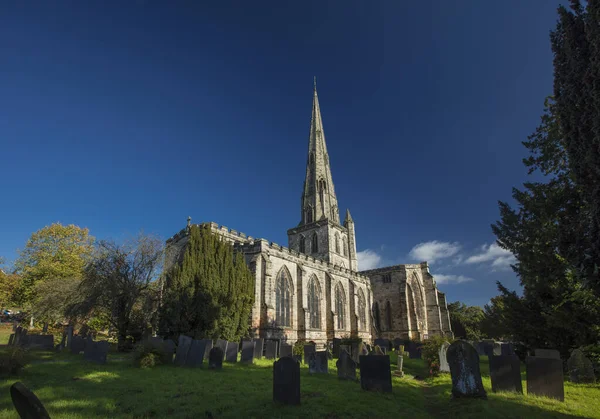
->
[345,209,353,223]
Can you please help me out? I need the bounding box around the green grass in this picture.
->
[0,338,598,418]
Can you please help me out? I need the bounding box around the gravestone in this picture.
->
[25,335,54,350]
[8,334,14,346]
[12,322,17,332]
[215,339,228,360]
[66,326,74,350]
[175,335,193,366]
[14,327,22,346]
[350,342,360,363]
[203,339,213,362]
[293,354,302,363]
[439,342,450,373]
[336,349,357,380]
[447,340,487,399]
[501,343,515,356]
[567,349,596,384]
[309,351,328,374]
[273,356,300,405]
[393,353,404,377]
[535,349,560,359]
[332,338,341,358]
[208,347,224,370]
[359,355,392,392]
[374,338,390,352]
[57,330,67,351]
[493,342,502,356]
[10,382,50,419]
[185,339,208,367]
[409,342,422,359]
[372,346,385,355]
[147,337,175,364]
[489,355,523,393]
[279,343,293,358]
[70,336,85,355]
[304,344,316,365]
[265,340,277,360]
[241,340,255,363]
[84,336,93,353]
[526,356,564,401]
[393,338,403,350]
[339,344,350,360]
[225,341,238,363]
[252,338,264,359]
[83,340,109,364]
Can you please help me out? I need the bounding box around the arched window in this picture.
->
[299,236,305,253]
[386,301,392,331]
[276,268,291,327]
[311,233,318,253]
[335,233,340,253]
[374,302,381,331]
[308,276,321,329]
[335,283,345,329]
[358,289,366,331]
[343,238,347,256]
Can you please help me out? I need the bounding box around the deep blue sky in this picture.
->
[1,1,563,307]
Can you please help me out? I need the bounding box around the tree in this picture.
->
[447,301,484,341]
[31,277,81,325]
[480,294,511,340]
[0,269,21,310]
[159,225,255,342]
[67,233,163,351]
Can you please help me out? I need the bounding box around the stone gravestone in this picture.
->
[203,339,213,362]
[208,347,224,370]
[265,340,277,360]
[336,349,357,381]
[185,339,208,368]
[489,355,523,394]
[304,344,316,365]
[215,339,228,360]
[66,326,74,350]
[501,343,514,356]
[10,382,50,419]
[526,356,564,401]
[447,340,487,399]
[567,349,596,384]
[309,351,328,374]
[350,342,360,364]
[359,355,392,392]
[13,327,22,346]
[407,341,422,359]
[25,335,55,350]
[83,340,109,364]
[535,349,561,359]
[225,341,238,363]
[374,338,390,352]
[175,335,193,366]
[273,356,300,405]
[493,342,502,356]
[332,338,341,358]
[393,338,403,350]
[147,337,175,364]
[393,353,404,377]
[252,338,264,359]
[70,336,85,355]
[241,340,255,363]
[439,342,450,373]
[279,343,293,358]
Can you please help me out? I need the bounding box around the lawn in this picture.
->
[0,332,598,419]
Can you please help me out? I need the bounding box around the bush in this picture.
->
[0,347,29,376]
[138,352,160,369]
[293,340,305,356]
[133,342,168,368]
[421,335,453,377]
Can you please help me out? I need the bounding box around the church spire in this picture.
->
[301,79,340,225]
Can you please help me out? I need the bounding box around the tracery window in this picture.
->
[374,302,381,331]
[386,300,392,330]
[275,268,291,327]
[382,273,392,283]
[308,276,321,329]
[335,283,345,329]
[358,289,366,331]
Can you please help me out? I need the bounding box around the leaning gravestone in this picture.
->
[175,335,193,366]
[253,338,264,359]
[439,342,450,373]
[447,340,487,399]
[265,340,277,360]
[225,341,238,363]
[10,382,50,419]
[526,356,564,401]
[567,349,596,384]
[535,349,560,359]
[241,340,255,363]
[489,355,523,394]
[208,347,224,370]
[83,340,109,364]
[336,349,357,381]
[273,356,300,405]
[279,343,293,358]
[359,354,392,392]
[70,336,85,355]
[185,339,208,367]
[215,339,228,360]
[309,351,328,374]
[304,344,316,365]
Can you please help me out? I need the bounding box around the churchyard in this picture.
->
[0,327,599,418]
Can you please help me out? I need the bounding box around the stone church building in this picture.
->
[165,82,452,346]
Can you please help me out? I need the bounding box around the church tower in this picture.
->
[287,79,358,271]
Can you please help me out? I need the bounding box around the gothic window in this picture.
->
[343,238,347,256]
[335,283,345,329]
[308,276,321,329]
[275,268,292,327]
[382,274,392,283]
[311,233,318,253]
[386,301,392,331]
[335,233,340,253]
[358,289,366,331]
[374,302,381,331]
[331,205,338,221]
[299,236,305,253]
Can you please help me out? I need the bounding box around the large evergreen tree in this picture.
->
[159,225,254,341]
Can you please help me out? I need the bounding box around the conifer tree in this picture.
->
[159,225,254,341]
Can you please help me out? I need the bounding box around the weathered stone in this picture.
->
[10,382,50,419]
[70,336,85,355]
[225,341,238,363]
[279,343,293,358]
[83,340,109,364]
[336,349,357,380]
[175,335,193,366]
[241,340,255,363]
[215,339,228,360]
[393,353,404,377]
[567,349,596,384]
[526,356,564,401]
[253,338,264,359]
[208,347,224,369]
[309,350,328,374]
[489,355,523,394]
[24,335,54,350]
[273,356,300,405]
[534,349,560,359]
[359,355,392,392]
[265,340,277,360]
[185,339,208,367]
[501,343,514,356]
[374,338,390,352]
[447,340,487,399]
[439,341,450,373]
[203,339,213,361]
[304,344,316,365]
[66,326,74,350]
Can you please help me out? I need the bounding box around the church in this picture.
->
[165,81,453,346]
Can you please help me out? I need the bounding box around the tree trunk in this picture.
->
[30,315,34,328]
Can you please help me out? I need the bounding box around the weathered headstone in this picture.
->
[215,339,228,360]
[10,382,50,419]
[526,356,564,401]
[407,341,422,359]
[241,340,255,363]
[336,349,357,380]
[350,342,360,363]
[393,353,404,377]
[439,341,450,373]
[8,334,15,346]
[489,355,523,393]
[70,336,85,355]
[208,347,224,369]
[339,344,350,359]
[14,326,23,346]
[66,326,74,350]
[252,338,264,359]
[332,338,341,358]
[534,349,561,359]
[372,346,384,355]
[393,338,403,350]
[359,355,392,392]
[225,341,238,363]
[493,342,502,356]
[25,335,54,350]
[309,350,328,374]
[279,343,293,358]
[265,340,277,360]
[146,337,175,364]
[304,344,316,365]
[185,339,208,367]
[501,343,515,356]
[175,335,193,366]
[203,339,213,362]
[567,349,596,384]
[83,340,109,364]
[447,340,487,399]
[273,356,300,405]
[374,338,390,352]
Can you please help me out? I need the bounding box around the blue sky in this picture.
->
[0,1,563,307]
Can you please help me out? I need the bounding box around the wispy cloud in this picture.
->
[465,243,516,271]
[433,274,475,284]
[357,249,383,270]
[408,241,461,264]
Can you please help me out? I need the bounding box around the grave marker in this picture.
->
[215,339,228,360]
[208,347,224,369]
[489,355,523,394]
[241,340,255,363]
[175,335,193,366]
[265,340,277,360]
[526,356,564,401]
[225,341,238,363]
[359,355,392,392]
[447,340,487,399]
[185,339,209,367]
[439,341,450,373]
[252,338,264,359]
[309,350,328,374]
[279,343,293,358]
[304,344,316,365]
[83,340,109,364]
[336,349,357,381]
[10,382,50,419]
[273,356,300,405]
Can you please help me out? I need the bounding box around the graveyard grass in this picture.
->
[0,331,598,418]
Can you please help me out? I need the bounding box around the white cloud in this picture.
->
[408,241,461,264]
[357,249,383,270]
[433,274,475,285]
[465,243,516,271]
